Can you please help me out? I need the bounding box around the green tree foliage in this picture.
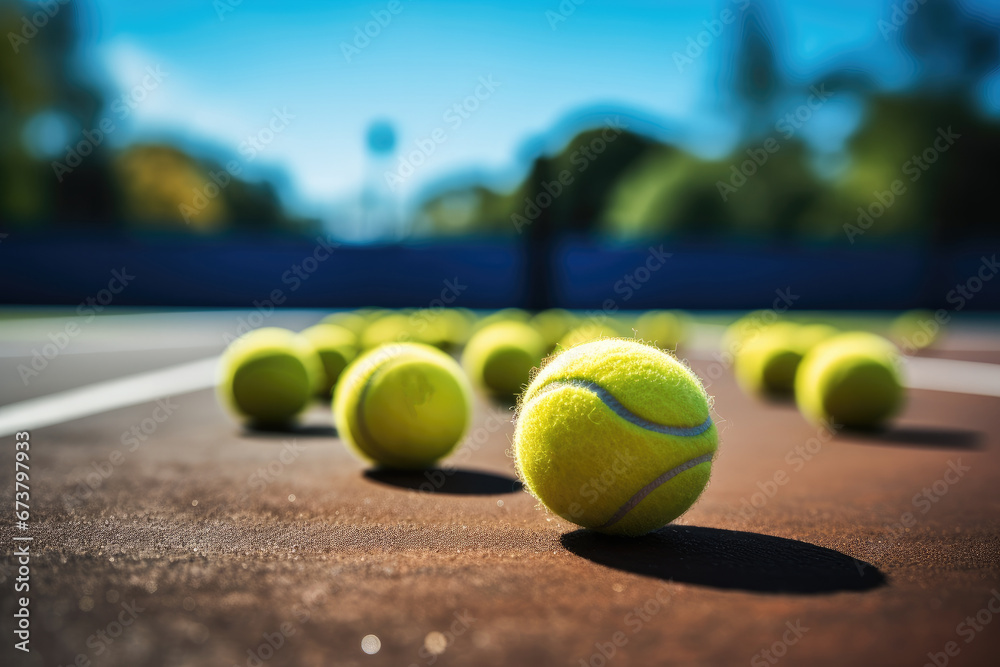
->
[415,0,998,247]
[0,1,306,233]
[114,145,300,232]
[836,97,1000,244]
[0,1,117,226]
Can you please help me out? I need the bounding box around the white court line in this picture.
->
[0,339,224,357]
[0,357,219,437]
[904,356,1000,399]
[0,354,998,438]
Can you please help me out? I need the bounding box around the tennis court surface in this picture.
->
[1,310,998,667]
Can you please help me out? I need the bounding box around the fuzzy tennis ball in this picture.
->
[514,338,717,536]
[333,343,472,469]
[462,321,546,400]
[218,327,323,426]
[795,332,904,428]
[634,310,687,350]
[298,323,359,396]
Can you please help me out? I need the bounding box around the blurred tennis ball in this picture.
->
[735,323,839,398]
[530,309,579,352]
[320,311,368,336]
[462,321,547,400]
[298,323,359,397]
[634,310,687,350]
[439,308,475,348]
[356,307,388,322]
[360,312,412,349]
[734,323,802,397]
[333,343,472,469]
[720,310,775,357]
[795,332,904,428]
[412,308,473,351]
[890,309,942,352]
[557,320,629,350]
[797,323,840,350]
[473,308,531,332]
[613,311,638,333]
[218,327,323,426]
[514,338,717,536]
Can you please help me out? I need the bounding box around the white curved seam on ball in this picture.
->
[531,379,714,436]
[598,452,715,530]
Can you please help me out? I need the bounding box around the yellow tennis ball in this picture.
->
[557,320,628,351]
[514,339,718,536]
[462,321,547,400]
[321,311,369,336]
[735,323,840,397]
[360,312,412,349]
[333,343,472,469]
[472,308,531,332]
[218,327,323,426]
[530,308,579,352]
[298,323,359,396]
[890,309,941,351]
[796,323,840,350]
[795,332,904,428]
[734,322,803,396]
[412,308,474,351]
[634,310,687,350]
[720,310,774,357]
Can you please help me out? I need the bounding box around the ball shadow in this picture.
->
[364,468,523,495]
[759,392,796,406]
[561,525,886,594]
[838,425,983,450]
[241,423,338,438]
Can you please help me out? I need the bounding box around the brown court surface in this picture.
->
[2,336,1000,666]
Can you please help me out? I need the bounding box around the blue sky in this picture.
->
[67,0,1000,211]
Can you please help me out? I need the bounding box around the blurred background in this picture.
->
[1,0,998,309]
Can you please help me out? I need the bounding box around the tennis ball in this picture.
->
[531,309,579,352]
[890,309,941,351]
[360,312,412,349]
[736,323,840,397]
[321,311,368,336]
[797,323,840,350]
[734,322,803,397]
[333,343,472,468]
[795,332,904,429]
[462,321,546,400]
[514,339,717,536]
[557,320,629,351]
[413,308,473,351]
[720,310,775,357]
[441,309,476,348]
[218,327,323,426]
[473,308,531,332]
[634,310,687,350]
[298,323,359,396]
